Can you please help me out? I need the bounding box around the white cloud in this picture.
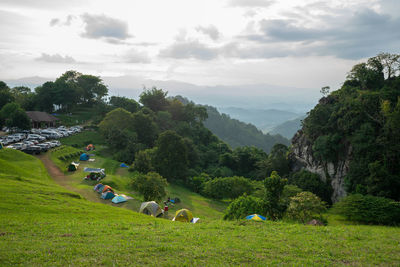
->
[36,53,76,63]
[195,25,221,40]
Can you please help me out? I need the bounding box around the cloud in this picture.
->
[196,25,221,40]
[228,0,275,8]
[159,40,218,61]
[242,8,400,59]
[124,48,151,63]
[80,13,131,43]
[49,15,75,27]
[1,0,82,9]
[35,53,76,63]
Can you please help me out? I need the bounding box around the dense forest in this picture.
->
[300,53,400,201]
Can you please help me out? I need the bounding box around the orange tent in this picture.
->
[102,185,113,193]
[86,144,95,151]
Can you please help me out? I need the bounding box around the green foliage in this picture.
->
[186,173,211,193]
[203,105,290,153]
[289,170,333,204]
[263,171,287,220]
[223,194,264,220]
[281,184,303,208]
[139,87,168,112]
[133,148,156,173]
[301,53,400,201]
[153,130,189,181]
[333,194,400,225]
[286,192,327,223]
[256,144,290,178]
[203,176,254,200]
[131,172,168,202]
[0,102,31,130]
[109,96,139,113]
[0,81,14,110]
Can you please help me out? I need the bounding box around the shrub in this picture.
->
[333,194,400,225]
[289,170,333,204]
[203,176,254,200]
[187,173,211,193]
[286,191,327,223]
[263,171,287,220]
[224,194,264,220]
[131,172,168,202]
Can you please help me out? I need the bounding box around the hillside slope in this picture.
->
[269,115,306,139]
[203,105,290,153]
[1,149,400,265]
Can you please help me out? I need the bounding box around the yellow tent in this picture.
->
[173,209,193,222]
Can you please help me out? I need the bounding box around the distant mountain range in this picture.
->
[3,75,320,113]
[268,115,306,140]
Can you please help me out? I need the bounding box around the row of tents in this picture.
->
[139,201,197,223]
[93,183,130,204]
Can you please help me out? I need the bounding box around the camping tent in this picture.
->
[86,144,95,151]
[120,163,129,168]
[93,183,103,191]
[139,201,163,217]
[67,162,79,171]
[95,184,105,193]
[173,209,193,222]
[80,153,89,161]
[102,185,113,193]
[101,191,115,200]
[112,195,127,204]
[245,214,266,221]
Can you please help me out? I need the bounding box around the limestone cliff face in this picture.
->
[289,130,350,203]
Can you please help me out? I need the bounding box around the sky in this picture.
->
[1,0,399,107]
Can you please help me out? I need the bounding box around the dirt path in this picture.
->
[36,153,104,204]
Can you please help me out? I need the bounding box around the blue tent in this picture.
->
[96,184,105,193]
[112,195,127,204]
[93,183,103,191]
[246,214,266,221]
[80,153,89,161]
[101,191,115,200]
[120,163,129,168]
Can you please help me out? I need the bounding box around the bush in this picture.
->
[203,176,254,200]
[131,172,168,202]
[286,192,327,223]
[187,173,211,193]
[289,170,333,204]
[333,194,400,225]
[224,195,264,220]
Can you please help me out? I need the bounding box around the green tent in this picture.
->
[139,201,163,217]
[67,162,79,172]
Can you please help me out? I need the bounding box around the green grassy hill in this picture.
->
[1,148,400,265]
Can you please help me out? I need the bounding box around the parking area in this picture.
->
[0,126,83,154]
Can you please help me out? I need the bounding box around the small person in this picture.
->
[164,203,169,218]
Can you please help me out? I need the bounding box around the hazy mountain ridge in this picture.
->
[268,115,306,139]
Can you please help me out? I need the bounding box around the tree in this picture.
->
[286,192,326,223]
[77,74,108,103]
[263,171,287,220]
[153,130,189,181]
[223,194,264,220]
[134,148,156,173]
[202,176,254,200]
[0,102,31,130]
[109,96,139,113]
[0,81,14,110]
[131,172,168,202]
[320,86,330,97]
[131,111,158,147]
[139,87,168,112]
[34,82,56,112]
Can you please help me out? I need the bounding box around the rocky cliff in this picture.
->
[289,130,350,203]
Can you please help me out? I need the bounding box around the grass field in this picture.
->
[1,148,400,265]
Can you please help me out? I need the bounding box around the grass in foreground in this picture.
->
[1,148,400,266]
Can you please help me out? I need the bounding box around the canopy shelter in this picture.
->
[173,209,193,223]
[245,214,266,221]
[26,111,59,128]
[139,201,163,217]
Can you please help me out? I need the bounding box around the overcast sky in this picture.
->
[1,0,399,91]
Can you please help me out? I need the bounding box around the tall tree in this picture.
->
[139,87,168,112]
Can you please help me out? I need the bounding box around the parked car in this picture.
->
[22,145,42,155]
